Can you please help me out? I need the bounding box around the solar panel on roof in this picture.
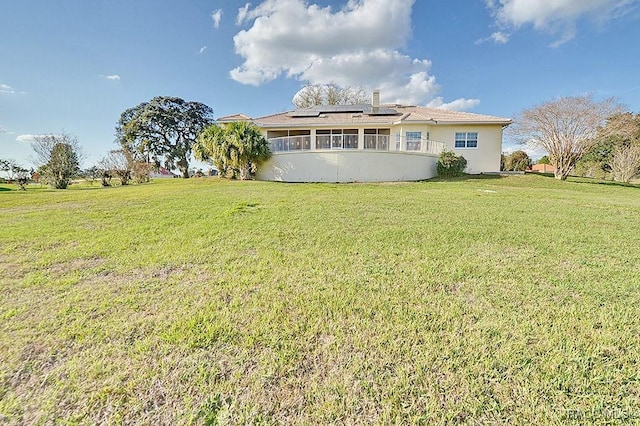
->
[290,104,368,115]
[288,110,321,117]
[288,104,400,117]
[367,107,400,115]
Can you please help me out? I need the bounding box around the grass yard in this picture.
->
[1,175,639,424]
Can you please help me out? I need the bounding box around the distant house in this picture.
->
[150,167,178,179]
[224,90,511,182]
[529,164,555,174]
[217,113,252,124]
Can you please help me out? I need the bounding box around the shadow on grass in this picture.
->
[570,178,640,189]
[527,172,639,189]
[1,184,109,192]
[426,173,504,183]
[69,185,109,191]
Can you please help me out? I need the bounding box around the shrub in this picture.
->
[537,155,550,165]
[437,151,467,177]
[504,150,531,171]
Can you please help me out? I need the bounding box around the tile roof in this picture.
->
[253,104,511,127]
[217,113,252,122]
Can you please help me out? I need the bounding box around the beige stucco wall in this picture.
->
[257,122,505,180]
[256,151,439,182]
[428,124,504,173]
[369,123,504,173]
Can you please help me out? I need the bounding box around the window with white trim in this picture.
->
[455,132,478,148]
[406,131,422,151]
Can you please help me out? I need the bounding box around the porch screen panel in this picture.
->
[364,129,390,150]
[316,130,331,150]
[331,129,343,149]
[344,129,358,149]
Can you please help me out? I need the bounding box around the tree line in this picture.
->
[2,88,639,190]
[509,95,640,182]
[116,96,270,181]
[1,96,272,190]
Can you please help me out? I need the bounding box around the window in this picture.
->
[364,129,390,150]
[331,130,343,149]
[343,129,358,149]
[455,132,478,148]
[316,129,358,150]
[316,130,331,149]
[267,130,310,152]
[406,131,422,151]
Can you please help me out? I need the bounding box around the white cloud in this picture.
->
[427,97,482,111]
[475,31,511,45]
[16,134,38,143]
[0,83,16,94]
[199,46,208,54]
[16,134,56,143]
[486,0,637,46]
[491,31,510,44]
[230,0,476,108]
[236,3,251,25]
[0,125,15,135]
[211,9,223,29]
[105,74,121,81]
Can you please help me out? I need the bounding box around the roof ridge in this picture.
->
[254,110,293,121]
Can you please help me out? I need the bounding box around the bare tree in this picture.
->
[292,83,369,108]
[610,144,640,183]
[1,159,30,190]
[598,112,640,141]
[31,132,83,166]
[293,84,324,108]
[509,95,624,180]
[593,112,640,181]
[98,150,132,185]
[31,133,83,189]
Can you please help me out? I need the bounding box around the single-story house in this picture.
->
[528,163,555,174]
[150,167,178,179]
[220,90,511,182]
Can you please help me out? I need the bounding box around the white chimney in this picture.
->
[372,89,380,109]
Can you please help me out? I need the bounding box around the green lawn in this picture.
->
[1,175,639,424]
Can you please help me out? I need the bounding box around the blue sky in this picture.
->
[1,0,639,168]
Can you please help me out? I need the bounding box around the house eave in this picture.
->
[255,120,511,128]
[255,121,402,129]
[427,120,513,126]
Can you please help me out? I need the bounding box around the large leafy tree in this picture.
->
[194,121,271,180]
[116,96,214,178]
[504,150,532,171]
[509,95,623,180]
[31,133,82,189]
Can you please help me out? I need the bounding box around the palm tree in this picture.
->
[194,121,271,180]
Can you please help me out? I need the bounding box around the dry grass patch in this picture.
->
[1,176,639,424]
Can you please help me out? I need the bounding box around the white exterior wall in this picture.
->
[392,123,430,152]
[256,151,439,182]
[256,122,505,181]
[428,124,503,173]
